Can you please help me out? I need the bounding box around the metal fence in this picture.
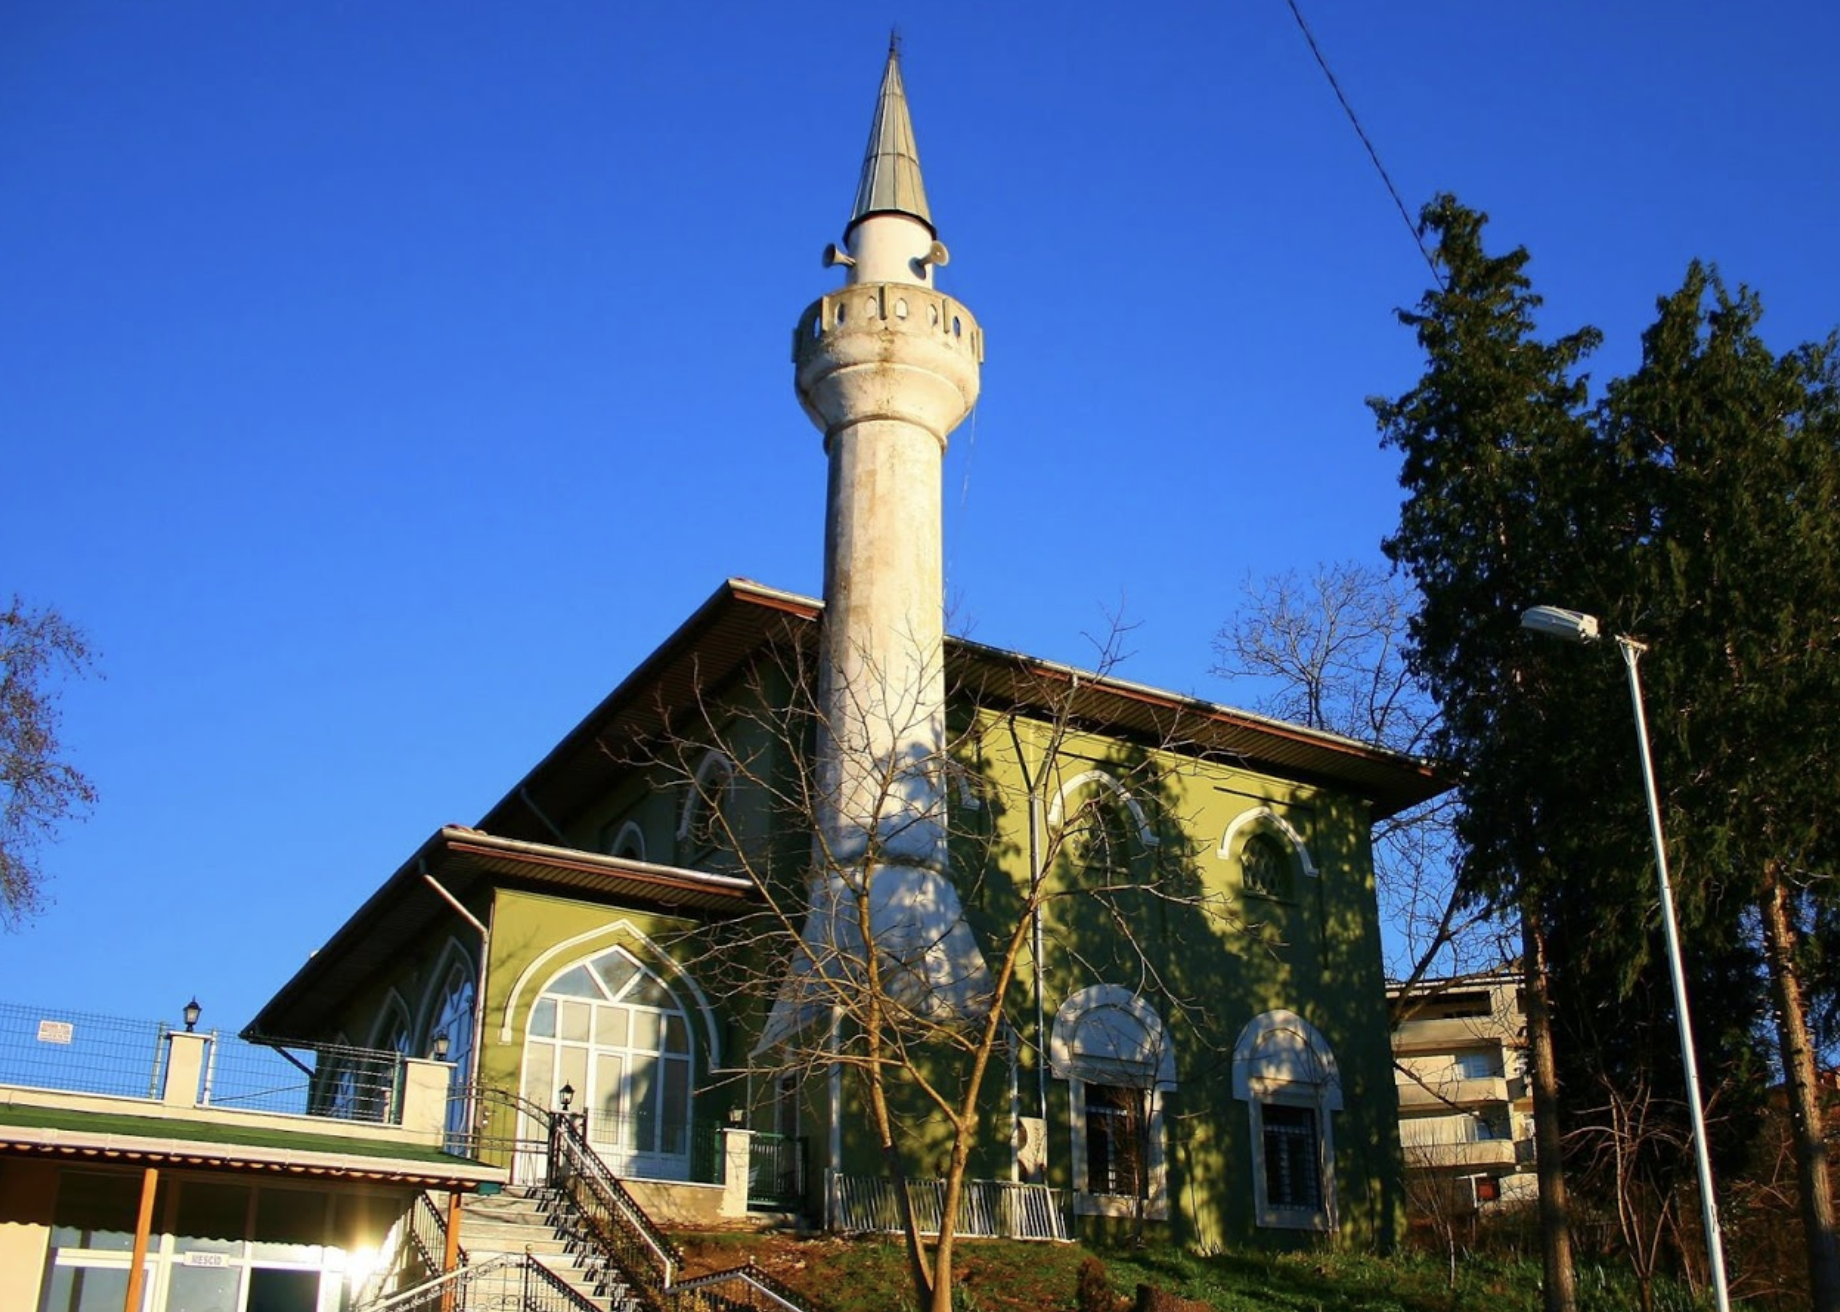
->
[829,1173,1067,1241]
[746,1133,805,1210]
[0,1003,172,1099]
[209,1035,403,1122]
[0,1001,404,1125]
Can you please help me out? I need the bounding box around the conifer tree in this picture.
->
[1381,203,1840,1309]
[1602,268,1840,1309]
[1374,195,1607,1312]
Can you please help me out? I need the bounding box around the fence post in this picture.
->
[398,1058,451,1143]
[161,1031,210,1107]
[720,1128,752,1218]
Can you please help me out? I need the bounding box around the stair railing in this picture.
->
[667,1261,811,1312]
[549,1109,681,1298]
[360,1249,600,1312]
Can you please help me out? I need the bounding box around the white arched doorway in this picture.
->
[522,945,696,1180]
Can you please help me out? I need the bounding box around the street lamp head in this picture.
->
[1522,605,1601,645]
[183,998,202,1033]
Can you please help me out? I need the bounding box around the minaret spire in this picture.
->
[762,45,989,1049]
[848,39,933,238]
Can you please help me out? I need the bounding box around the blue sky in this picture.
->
[4,2,1836,1031]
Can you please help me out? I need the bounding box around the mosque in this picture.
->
[251,44,1439,1252]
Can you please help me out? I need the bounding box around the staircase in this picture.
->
[448,1186,638,1312]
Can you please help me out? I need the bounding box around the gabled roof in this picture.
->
[257,578,1444,1040]
[480,577,1445,845]
[249,825,753,1039]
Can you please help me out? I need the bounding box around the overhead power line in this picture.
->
[1284,0,1445,289]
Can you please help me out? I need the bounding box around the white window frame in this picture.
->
[1217,807,1317,888]
[1050,985,1176,1219]
[678,749,737,855]
[1233,1009,1342,1232]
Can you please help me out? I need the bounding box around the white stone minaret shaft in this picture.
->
[761,46,990,1046]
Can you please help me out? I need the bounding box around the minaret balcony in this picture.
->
[793,285,983,446]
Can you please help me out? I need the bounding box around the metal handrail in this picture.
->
[669,1262,810,1312]
[550,1112,682,1294]
[363,1253,518,1312]
[361,1250,601,1312]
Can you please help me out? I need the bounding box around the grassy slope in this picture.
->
[676,1234,1720,1312]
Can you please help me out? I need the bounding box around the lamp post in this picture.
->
[1521,605,1730,1312]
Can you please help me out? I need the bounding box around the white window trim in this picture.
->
[1233,1009,1342,1232]
[1218,806,1317,878]
[1050,985,1176,1219]
[1047,770,1160,848]
[608,819,647,862]
[678,750,737,841]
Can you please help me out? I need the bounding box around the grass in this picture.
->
[674,1233,1723,1312]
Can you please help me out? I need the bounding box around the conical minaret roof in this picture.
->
[847,42,933,237]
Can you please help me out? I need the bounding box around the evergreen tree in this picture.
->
[1374,195,1608,1312]
[1381,203,1840,1309]
[1603,267,1840,1308]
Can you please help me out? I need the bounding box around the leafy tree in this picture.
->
[1,597,98,926]
[1373,195,1608,1312]
[1599,266,1840,1309]
[1378,198,1840,1310]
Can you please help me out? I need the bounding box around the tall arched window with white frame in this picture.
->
[1049,985,1176,1218]
[1232,1009,1342,1231]
[423,951,476,1140]
[679,749,737,864]
[522,946,697,1181]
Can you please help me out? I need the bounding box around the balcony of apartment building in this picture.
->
[1400,1123,1530,1173]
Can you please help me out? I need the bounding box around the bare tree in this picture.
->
[1212,561,1495,987]
[1,596,98,926]
[1569,1073,1689,1312]
[638,623,1232,1312]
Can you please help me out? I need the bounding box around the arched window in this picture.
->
[422,952,476,1139]
[608,820,647,862]
[1050,985,1176,1218]
[1219,807,1315,898]
[371,996,413,1055]
[679,750,736,858]
[522,946,697,1180]
[1049,771,1156,882]
[1240,832,1291,897]
[1232,1009,1342,1230]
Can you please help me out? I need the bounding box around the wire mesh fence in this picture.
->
[207,1035,405,1122]
[0,1001,406,1124]
[0,1002,170,1099]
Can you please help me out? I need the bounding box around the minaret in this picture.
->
[762,43,989,1045]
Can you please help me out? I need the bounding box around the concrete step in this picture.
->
[430,1186,648,1312]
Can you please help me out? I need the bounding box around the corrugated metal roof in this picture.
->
[848,45,932,235]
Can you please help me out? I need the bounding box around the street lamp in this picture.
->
[1521,605,1730,1312]
[183,998,202,1034]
